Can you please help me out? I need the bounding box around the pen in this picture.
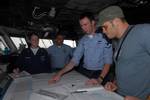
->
[71,90,87,94]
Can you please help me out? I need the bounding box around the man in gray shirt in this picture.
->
[97,6,150,100]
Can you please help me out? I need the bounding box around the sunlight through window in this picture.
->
[64,40,76,48]
[39,39,53,48]
[10,37,28,49]
[0,36,7,51]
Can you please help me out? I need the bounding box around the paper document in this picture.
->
[9,71,31,79]
[75,84,104,92]
[34,89,68,100]
[66,82,104,93]
[72,91,124,100]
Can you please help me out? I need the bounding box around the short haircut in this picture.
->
[79,12,95,22]
[55,33,64,39]
[29,33,39,40]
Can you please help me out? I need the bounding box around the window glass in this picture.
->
[0,36,7,51]
[39,39,53,48]
[42,39,53,48]
[37,39,76,48]
[10,37,28,49]
[0,41,5,51]
[63,40,76,48]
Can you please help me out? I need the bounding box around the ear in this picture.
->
[111,18,119,28]
[92,20,96,25]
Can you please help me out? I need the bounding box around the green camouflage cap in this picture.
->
[98,6,124,26]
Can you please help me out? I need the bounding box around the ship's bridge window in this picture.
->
[0,36,8,51]
[10,37,28,49]
[39,39,53,48]
[63,40,76,48]
[39,39,76,48]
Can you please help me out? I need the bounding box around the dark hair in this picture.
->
[29,33,39,40]
[55,33,64,39]
[79,12,95,22]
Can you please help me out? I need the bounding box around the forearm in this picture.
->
[57,60,75,77]
[100,64,111,78]
[96,64,111,84]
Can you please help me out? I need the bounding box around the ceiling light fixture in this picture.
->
[32,6,56,19]
[127,0,149,6]
[48,7,56,18]
[32,6,47,19]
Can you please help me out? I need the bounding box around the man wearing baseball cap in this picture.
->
[97,6,150,100]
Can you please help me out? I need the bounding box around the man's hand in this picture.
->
[104,82,117,91]
[85,79,100,85]
[13,68,20,74]
[48,73,61,85]
[10,68,20,78]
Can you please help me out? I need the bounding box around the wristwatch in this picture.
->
[97,76,104,84]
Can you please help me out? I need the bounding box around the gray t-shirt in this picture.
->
[115,24,150,100]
